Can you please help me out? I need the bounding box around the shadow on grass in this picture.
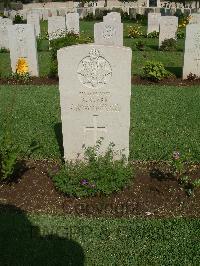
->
[0,204,84,265]
[166,66,183,78]
[54,122,64,158]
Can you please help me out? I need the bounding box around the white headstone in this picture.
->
[28,9,42,20]
[48,16,66,40]
[103,12,121,23]
[8,24,39,76]
[58,8,67,16]
[50,8,58,17]
[147,13,161,34]
[94,22,123,46]
[42,9,50,20]
[189,13,200,24]
[159,16,178,47]
[183,24,200,79]
[66,13,79,34]
[0,18,13,49]
[57,44,132,161]
[27,13,40,37]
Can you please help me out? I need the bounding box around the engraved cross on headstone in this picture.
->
[84,115,107,145]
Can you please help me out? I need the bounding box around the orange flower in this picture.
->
[16,57,29,75]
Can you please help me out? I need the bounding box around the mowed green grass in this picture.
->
[0,20,184,77]
[1,84,200,161]
[1,207,200,265]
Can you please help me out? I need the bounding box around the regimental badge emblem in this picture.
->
[77,48,112,89]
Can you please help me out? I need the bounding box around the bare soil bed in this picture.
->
[1,160,200,218]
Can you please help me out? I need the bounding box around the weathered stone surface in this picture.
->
[189,13,200,24]
[66,12,79,34]
[0,18,13,49]
[103,12,121,23]
[48,16,66,40]
[147,13,161,34]
[27,13,40,37]
[94,21,123,46]
[57,44,132,161]
[8,24,39,76]
[159,16,178,46]
[183,24,200,79]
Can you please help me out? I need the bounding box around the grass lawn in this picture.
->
[1,207,200,265]
[0,20,185,77]
[0,84,200,161]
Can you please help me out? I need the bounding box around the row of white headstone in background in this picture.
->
[148,13,200,47]
[148,12,200,34]
[48,13,79,40]
[148,13,178,47]
[4,8,76,21]
[1,12,200,81]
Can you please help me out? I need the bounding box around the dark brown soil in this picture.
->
[1,160,200,218]
[132,75,200,86]
[1,76,200,86]
[0,77,58,86]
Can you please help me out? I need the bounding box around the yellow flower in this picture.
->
[16,57,29,75]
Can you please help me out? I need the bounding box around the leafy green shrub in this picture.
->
[127,25,144,38]
[49,33,92,78]
[52,139,133,198]
[143,61,170,81]
[135,40,145,51]
[160,38,177,51]
[13,15,26,24]
[9,72,31,84]
[147,31,159,38]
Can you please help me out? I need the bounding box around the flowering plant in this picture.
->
[16,57,29,75]
[178,15,190,28]
[127,25,144,38]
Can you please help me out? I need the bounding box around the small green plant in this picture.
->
[135,40,145,51]
[177,30,185,39]
[187,73,198,81]
[0,47,9,53]
[13,15,26,24]
[52,138,133,198]
[127,25,144,38]
[170,151,200,196]
[147,31,159,38]
[160,38,177,51]
[142,61,170,81]
[170,151,185,179]
[9,72,31,84]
